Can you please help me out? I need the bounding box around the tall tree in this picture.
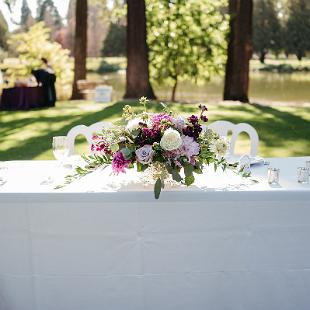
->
[37,0,63,27]
[20,0,34,31]
[71,0,88,99]
[224,0,253,103]
[0,11,8,50]
[285,0,310,60]
[253,0,282,63]
[102,22,126,57]
[124,0,155,99]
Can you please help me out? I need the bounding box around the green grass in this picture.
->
[0,100,309,160]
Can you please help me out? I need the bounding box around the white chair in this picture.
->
[66,121,113,155]
[207,120,259,157]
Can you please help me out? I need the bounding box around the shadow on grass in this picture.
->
[0,101,309,160]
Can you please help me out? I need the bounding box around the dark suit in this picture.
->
[31,69,57,107]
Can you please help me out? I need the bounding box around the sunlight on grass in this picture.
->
[0,100,309,160]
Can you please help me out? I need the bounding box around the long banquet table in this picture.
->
[0,86,45,110]
[0,156,310,310]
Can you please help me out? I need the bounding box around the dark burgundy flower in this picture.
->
[200,115,208,122]
[188,115,199,125]
[136,128,161,145]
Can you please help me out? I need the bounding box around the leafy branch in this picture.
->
[55,154,112,189]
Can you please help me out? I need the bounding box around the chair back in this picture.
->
[67,121,113,155]
[207,120,259,157]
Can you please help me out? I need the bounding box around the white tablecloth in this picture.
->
[0,157,310,310]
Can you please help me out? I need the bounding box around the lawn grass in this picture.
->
[0,100,310,161]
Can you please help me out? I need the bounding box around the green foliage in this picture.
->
[102,23,126,57]
[97,59,120,73]
[7,22,73,99]
[285,0,310,60]
[253,0,282,63]
[154,178,162,199]
[146,0,229,101]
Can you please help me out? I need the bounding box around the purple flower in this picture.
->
[173,116,186,131]
[180,135,200,163]
[183,124,202,141]
[111,151,131,174]
[136,128,160,146]
[188,115,199,125]
[152,113,174,129]
[135,145,154,164]
[200,115,208,122]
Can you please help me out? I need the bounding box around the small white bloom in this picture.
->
[210,137,230,157]
[126,118,143,131]
[160,128,182,151]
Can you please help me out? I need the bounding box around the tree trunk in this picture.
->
[71,0,88,100]
[124,0,156,100]
[259,50,266,64]
[297,51,303,61]
[171,77,178,102]
[223,0,253,103]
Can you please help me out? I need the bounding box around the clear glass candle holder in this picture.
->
[268,168,280,185]
[297,167,309,184]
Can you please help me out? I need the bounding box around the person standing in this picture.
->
[31,58,57,107]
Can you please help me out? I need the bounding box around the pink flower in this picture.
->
[112,151,131,174]
[135,145,154,164]
[91,135,111,154]
[152,113,174,130]
[179,135,200,163]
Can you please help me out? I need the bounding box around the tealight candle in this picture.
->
[297,167,309,184]
[268,168,280,185]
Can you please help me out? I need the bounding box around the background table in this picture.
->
[0,157,310,310]
[0,86,45,110]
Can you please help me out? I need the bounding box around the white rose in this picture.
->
[126,118,143,131]
[210,137,230,157]
[160,128,182,151]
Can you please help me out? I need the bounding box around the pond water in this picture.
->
[88,71,310,103]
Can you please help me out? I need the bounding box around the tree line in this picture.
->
[253,0,310,63]
[1,0,310,103]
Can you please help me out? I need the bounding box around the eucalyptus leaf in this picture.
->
[121,148,132,160]
[184,163,194,177]
[171,169,182,182]
[154,178,162,199]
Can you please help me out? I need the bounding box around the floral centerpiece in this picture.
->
[58,97,249,198]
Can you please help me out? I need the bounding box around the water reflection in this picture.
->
[88,71,310,103]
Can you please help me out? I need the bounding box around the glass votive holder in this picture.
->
[268,168,280,185]
[297,167,309,184]
[306,161,310,175]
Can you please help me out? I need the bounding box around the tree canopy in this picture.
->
[285,0,310,60]
[253,0,282,63]
[7,22,73,99]
[146,0,229,101]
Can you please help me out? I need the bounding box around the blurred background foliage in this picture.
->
[0,0,310,102]
[146,0,229,101]
[6,22,73,99]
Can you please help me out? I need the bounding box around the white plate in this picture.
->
[226,155,265,166]
[249,156,265,166]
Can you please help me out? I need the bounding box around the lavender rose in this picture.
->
[135,145,154,164]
